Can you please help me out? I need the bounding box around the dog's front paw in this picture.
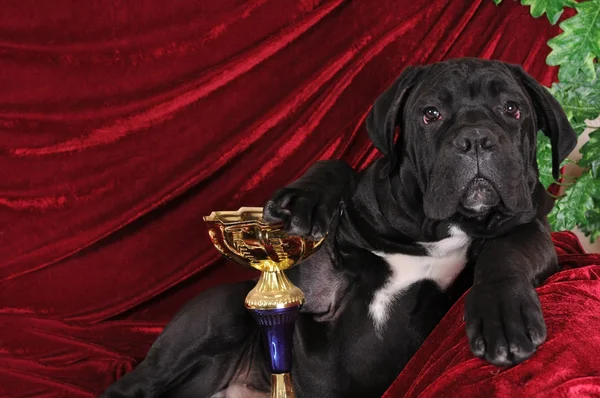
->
[262,160,356,240]
[464,279,546,367]
[262,186,338,240]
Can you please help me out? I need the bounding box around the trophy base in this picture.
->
[271,373,295,398]
[245,268,305,310]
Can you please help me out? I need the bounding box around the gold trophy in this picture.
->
[203,207,325,398]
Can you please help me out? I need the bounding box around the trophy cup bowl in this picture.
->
[203,207,325,398]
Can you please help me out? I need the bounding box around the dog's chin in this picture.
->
[458,177,501,217]
[423,172,533,222]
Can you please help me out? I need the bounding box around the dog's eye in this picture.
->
[423,107,442,124]
[503,102,520,119]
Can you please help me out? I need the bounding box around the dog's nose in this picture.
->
[453,129,497,153]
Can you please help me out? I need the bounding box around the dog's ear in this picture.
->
[508,64,577,180]
[366,66,423,175]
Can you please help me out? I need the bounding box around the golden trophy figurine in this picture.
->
[203,207,325,398]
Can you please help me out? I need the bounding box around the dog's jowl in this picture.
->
[101,58,577,398]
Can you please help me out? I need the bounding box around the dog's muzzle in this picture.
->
[460,177,500,213]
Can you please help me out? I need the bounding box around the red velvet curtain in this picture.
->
[2,1,596,397]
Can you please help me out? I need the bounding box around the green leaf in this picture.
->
[536,125,572,189]
[493,0,503,4]
[520,0,576,25]
[537,133,556,189]
[579,209,600,242]
[536,0,600,239]
[579,128,600,177]
[549,173,600,231]
[548,65,600,134]
[546,1,600,81]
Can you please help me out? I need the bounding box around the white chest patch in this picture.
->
[369,226,471,331]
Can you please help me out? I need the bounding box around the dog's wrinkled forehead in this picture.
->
[409,61,528,107]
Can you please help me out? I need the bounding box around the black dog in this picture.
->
[101,58,577,398]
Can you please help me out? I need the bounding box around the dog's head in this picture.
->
[367,58,576,226]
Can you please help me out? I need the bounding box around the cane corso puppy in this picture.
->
[101,58,577,398]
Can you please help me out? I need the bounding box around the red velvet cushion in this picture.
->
[383,232,600,398]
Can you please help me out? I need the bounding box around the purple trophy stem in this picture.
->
[249,306,301,374]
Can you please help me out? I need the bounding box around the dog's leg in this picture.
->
[100,281,261,398]
[464,216,559,366]
[263,160,357,239]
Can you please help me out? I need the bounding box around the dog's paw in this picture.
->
[464,279,546,367]
[262,186,339,240]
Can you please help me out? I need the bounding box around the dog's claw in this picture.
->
[263,187,338,240]
[262,161,355,240]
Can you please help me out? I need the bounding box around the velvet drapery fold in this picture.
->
[2,1,597,396]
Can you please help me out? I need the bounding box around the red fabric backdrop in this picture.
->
[1,0,598,397]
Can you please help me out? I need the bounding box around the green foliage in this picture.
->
[580,209,600,242]
[521,0,576,25]
[492,0,575,24]
[546,1,600,81]
[493,0,600,242]
[548,173,600,232]
[579,129,600,177]
[536,133,556,189]
[548,66,600,134]
[545,1,600,242]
